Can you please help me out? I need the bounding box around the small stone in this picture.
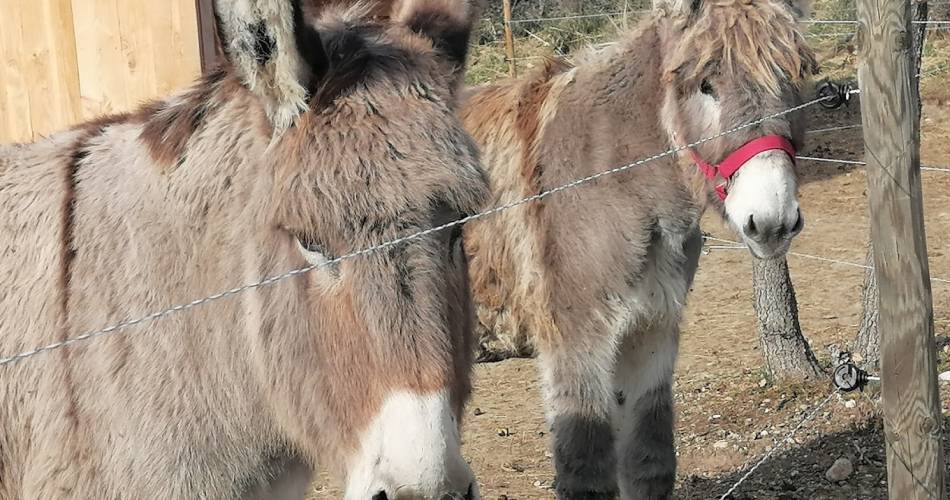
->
[759,378,768,388]
[943,345,950,354]
[501,462,525,473]
[938,371,950,383]
[826,457,854,482]
[473,408,484,416]
[710,414,722,420]
[755,430,769,440]
[533,480,546,488]
[713,440,729,449]
[844,399,857,409]
[496,428,511,437]
[498,496,509,500]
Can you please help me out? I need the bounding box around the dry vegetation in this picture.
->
[313,1,950,498]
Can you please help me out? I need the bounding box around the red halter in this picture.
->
[688,135,797,201]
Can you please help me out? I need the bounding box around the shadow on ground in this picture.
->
[678,414,950,500]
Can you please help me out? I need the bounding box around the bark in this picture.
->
[752,257,825,380]
[853,1,927,369]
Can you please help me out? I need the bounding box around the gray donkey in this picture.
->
[460,0,817,497]
[0,0,489,498]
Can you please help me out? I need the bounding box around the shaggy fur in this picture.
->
[0,1,487,498]
[461,0,814,497]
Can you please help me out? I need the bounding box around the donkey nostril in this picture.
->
[744,214,759,238]
[789,208,804,235]
[372,491,389,500]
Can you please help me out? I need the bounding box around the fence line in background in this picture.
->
[509,11,633,24]
[805,124,862,134]
[798,155,950,174]
[503,12,950,25]
[703,236,950,285]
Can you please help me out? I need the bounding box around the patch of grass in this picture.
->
[465,0,950,93]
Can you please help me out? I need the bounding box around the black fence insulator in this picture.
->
[817,80,854,109]
[833,361,871,392]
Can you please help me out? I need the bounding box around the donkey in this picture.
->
[460,0,816,497]
[0,1,488,498]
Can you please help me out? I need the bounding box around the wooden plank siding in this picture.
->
[0,0,207,143]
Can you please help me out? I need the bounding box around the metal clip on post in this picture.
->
[832,351,880,392]
[817,80,855,110]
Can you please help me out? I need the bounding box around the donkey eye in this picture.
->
[295,236,340,277]
[700,79,716,97]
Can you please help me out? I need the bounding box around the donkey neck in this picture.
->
[568,21,672,160]
[564,22,703,215]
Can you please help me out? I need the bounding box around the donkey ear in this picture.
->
[392,0,482,82]
[652,0,701,17]
[214,0,329,132]
[782,0,812,19]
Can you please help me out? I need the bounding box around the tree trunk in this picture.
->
[852,0,927,369]
[853,245,881,368]
[752,257,825,380]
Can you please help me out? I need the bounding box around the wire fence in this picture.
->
[703,236,950,285]
[488,4,950,96]
[799,154,950,173]
[5,5,949,498]
[0,93,842,367]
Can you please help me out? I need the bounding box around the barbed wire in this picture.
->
[0,94,839,367]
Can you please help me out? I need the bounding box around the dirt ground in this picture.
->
[311,55,950,500]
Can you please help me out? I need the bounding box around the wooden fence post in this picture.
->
[855,0,946,496]
[195,0,221,73]
[502,0,517,77]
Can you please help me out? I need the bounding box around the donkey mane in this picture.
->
[661,0,818,94]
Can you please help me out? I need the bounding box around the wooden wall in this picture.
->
[0,0,205,143]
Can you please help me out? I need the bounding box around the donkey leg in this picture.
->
[611,229,701,499]
[539,339,620,499]
[612,323,678,500]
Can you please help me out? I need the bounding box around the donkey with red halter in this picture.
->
[0,1,487,498]
[460,0,816,497]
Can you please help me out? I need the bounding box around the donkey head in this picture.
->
[215,0,485,497]
[656,0,817,258]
